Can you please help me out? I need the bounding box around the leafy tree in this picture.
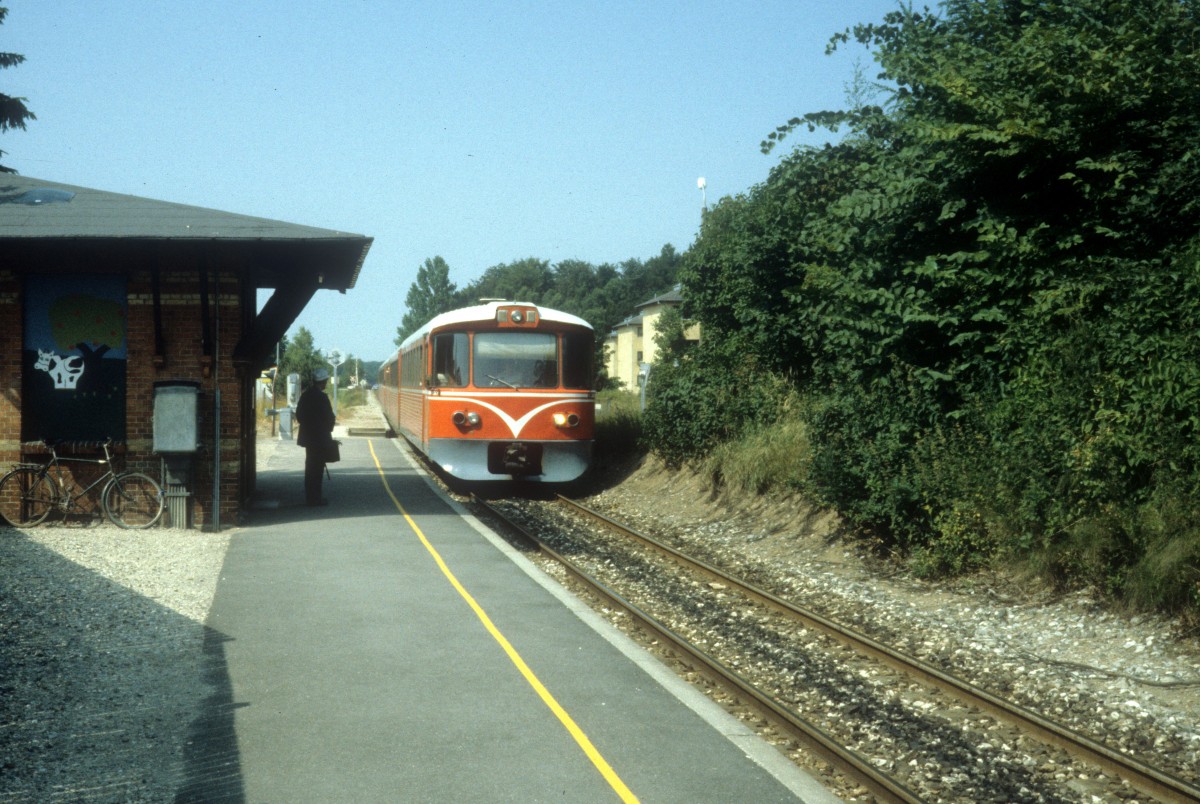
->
[759,0,1200,402]
[651,304,690,364]
[280,327,326,387]
[0,6,35,174]
[619,245,682,308]
[790,0,1200,537]
[543,259,599,314]
[458,257,553,306]
[359,359,382,385]
[395,256,457,345]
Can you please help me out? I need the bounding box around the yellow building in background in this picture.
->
[604,286,700,391]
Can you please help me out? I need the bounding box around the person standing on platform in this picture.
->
[295,367,336,506]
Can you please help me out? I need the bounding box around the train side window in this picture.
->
[402,343,425,388]
[562,331,594,389]
[432,332,468,387]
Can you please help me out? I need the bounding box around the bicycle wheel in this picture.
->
[0,466,58,527]
[102,472,164,529]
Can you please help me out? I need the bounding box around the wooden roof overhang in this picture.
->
[0,176,372,371]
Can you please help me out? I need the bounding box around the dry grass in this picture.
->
[706,415,811,496]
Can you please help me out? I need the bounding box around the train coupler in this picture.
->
[488,442,544,476]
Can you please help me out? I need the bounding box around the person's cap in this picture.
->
[314,368,330,382]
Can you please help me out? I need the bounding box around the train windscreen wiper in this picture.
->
[486,374,518,389]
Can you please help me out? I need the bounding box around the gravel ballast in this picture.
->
[581,457,1200,798]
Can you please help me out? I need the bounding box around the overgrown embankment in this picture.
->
[638,1,1200,619]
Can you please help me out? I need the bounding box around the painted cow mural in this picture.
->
[23,276,128,442]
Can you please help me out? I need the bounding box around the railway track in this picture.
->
[473,494,1200,803]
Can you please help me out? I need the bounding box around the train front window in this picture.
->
[474,332,558,389]
[432,332,468,387]
[561,332,593,389]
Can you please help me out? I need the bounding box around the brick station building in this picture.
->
[0,175,372,528]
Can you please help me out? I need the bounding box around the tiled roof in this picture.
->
[636,284,683,308]
[0,175,373,291]
[0,175,365,242]
[607,313,644,336]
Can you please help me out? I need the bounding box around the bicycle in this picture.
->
[0,438,165,529]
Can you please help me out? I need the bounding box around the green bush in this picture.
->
[801,368,943,548]
[905,414,1002,576]
[641,341,792,468]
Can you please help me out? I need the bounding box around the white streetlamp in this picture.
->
[697,176,707,214]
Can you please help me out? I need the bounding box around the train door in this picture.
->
[427,332,469,448]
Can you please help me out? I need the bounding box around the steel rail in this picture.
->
[557,495,1200,804]
[472,495,921,803]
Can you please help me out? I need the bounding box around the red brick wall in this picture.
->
[127,271,248,528]
[2,269,251,528]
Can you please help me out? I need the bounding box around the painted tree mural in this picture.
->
[48,293,126,393]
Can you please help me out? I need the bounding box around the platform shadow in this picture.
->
[0,532,245,801]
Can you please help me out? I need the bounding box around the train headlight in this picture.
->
[553,411,580,429]
[453,411,482,429]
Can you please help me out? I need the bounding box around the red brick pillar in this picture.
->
[0,269,22,463]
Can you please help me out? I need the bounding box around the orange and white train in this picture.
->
[377,300,595,482]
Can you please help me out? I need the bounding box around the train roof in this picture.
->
[396,301,593,351]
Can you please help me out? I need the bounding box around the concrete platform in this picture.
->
[188,433,837,802]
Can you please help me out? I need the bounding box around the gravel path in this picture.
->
[0,435,282,802]
[0,524,232,801]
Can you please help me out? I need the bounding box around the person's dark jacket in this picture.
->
[295,384,335,450]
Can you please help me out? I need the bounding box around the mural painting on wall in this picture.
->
[23,276,127,442]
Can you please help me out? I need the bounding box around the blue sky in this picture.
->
[4,1,899,362]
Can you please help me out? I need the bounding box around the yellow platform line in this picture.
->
[368,441,639,803]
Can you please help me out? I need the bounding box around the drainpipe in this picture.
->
[211,269,221,532]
